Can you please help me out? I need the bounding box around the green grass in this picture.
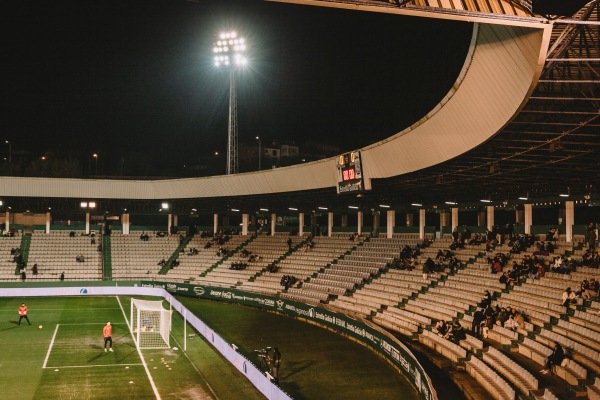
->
[0,296,419,400]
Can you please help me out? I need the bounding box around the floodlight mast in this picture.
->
[214,31,247,175]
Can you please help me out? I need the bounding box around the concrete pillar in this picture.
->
[242,213,249,236]
[357,211,363,235]
[406,213,413,227]
[167,214,172,234]
[4,211,9,232]
[565,201,574,242]
[451,208,459,232]
[524,204,533,234]
[122,213,130,235]
[85,212,90,234]
[419,209,426,240]
[46,212,51,234]
[328,212,333,237]
[299,213,304,236]
[440,212,450,228]
[387,210,395,239]
[271,213,276,236]
[487,206,495,231]
[213,213,218,234]
[341,213,348,228]
[173,215,178,230]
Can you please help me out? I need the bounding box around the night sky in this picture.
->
[4,0,472,176]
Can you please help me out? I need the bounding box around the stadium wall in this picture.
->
[0,284,292,400]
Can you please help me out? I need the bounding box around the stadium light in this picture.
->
[445,201,457,205]
[411,203,422,207]
[379,204,390,208]
[318,206,328,210]
[260,208,269,212]
[348,206,359,209]
[289,207,298,211]
[213,30,248,175]
[161,202,169,209]
[81,202,88,208]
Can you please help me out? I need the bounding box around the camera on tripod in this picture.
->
[254,347,272,370]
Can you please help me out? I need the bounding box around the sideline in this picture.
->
[42,324,60,369]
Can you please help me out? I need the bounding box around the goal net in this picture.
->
[130,298,172,349]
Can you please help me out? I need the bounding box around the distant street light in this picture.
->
[93,153,98,175]
[256,136,261,171]
[213,31,248,175]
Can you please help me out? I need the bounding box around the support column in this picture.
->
[46,212,51,234]
[387,210,395,239]
[440,212,450,229]
[173,215,178,231]
[487,206,495,231]
[406,213,413,227]
[328,212,333,237]
[85,212,90,234]
[524,204,533,234]
[357,211,363,235]
[213,213,218,234]
[451,208,459,232]
[271,213,276,236]
[4,210,9,232]
[565,201,574,242]
[419,209,426,240]
[242,213,249,236]
[299,213,304,236]
[167,213,173,235]
[122,213,130,235]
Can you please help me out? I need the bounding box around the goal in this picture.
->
[130,298,172,349]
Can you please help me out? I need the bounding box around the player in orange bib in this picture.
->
[103,322,113,352]
[18,303,31,326]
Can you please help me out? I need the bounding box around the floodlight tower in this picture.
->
[214,31,247,175]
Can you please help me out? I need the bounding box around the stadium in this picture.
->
[1,0,600,399]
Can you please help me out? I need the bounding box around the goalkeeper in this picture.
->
[103,322,114,352]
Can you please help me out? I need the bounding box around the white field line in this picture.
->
[0,308,121,312]
[42,324,60,368]
[116,296,161,400]
[170,332,220,400]
[44,363,143,369]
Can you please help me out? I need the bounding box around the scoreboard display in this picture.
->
[336,151,364,194]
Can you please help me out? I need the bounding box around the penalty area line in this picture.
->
[43,363,144,369]
[116,295,161,400]
[42,324,60,369]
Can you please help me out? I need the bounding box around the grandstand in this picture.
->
[1,0,599,399]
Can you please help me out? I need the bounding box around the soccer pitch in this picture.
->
[0,296,263,400]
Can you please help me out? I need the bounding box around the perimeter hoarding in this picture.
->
[142,281,436,400]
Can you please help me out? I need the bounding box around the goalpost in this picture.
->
[130,298,172,349]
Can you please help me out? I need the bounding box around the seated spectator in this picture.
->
[448,323,466,344]
[69,231,75,237]
[434,320,448,337]
[562,287,576,313]
[32,264,38,275]
[541,341,564,374]
[545,227,558,241]
[158,258,166,266]
[584,278,599,299]
[479,290,492,309]
[504,315,519,331]
[472,308,485,337]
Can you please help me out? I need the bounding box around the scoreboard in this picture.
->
[336,151,364,194]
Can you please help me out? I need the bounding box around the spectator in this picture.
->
[562,287,576,313]
[541,341,564,374]
[32,264,38,275]
[434,320,448,336]
[472,308,485,337]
